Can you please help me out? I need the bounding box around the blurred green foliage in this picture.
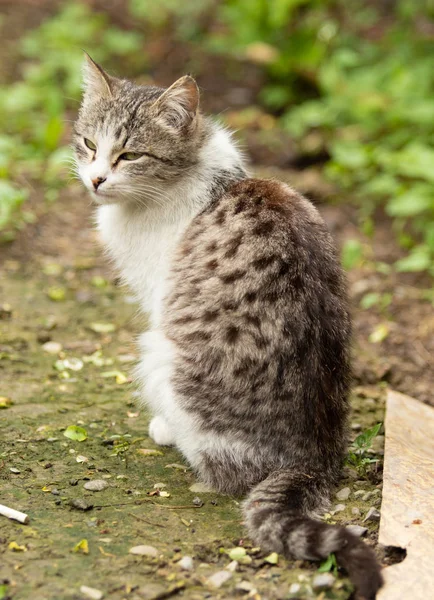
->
[0,3,142,240]
[1,0,433,274]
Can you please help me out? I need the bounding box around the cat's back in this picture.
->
[165,177,346,313]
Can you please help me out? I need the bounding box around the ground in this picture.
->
[3,168,430,599]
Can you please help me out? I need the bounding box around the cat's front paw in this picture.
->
[149,416,175,446]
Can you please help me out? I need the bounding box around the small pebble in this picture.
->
[178,556,194,571]
[333,503,346,513]
[206,570,232,589]
[235,581,257,593]
[353,490,366,498]
[192,497,203,507]
[346,524,368,537]
[42,341,62,354]
[312,573,336,591]
[70,498,93,511]
[50,488,60,496]
[226,560,238,572]
[335,487,351,501]
[289,583,301,594]
[84,480,108,492]
[351,507,361,516]
[364,507,381,522]
[129,545,158,557]
[80,585,103,600]
[362,489,381,502]
[9,468,20,474]
[351,423,362,431]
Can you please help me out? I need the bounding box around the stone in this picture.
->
[353,489,366,498]
[333,503,346,513]
[84,480,108,492]
[129,545,158,557]
[70,498,93,511]
[289,583,301,594]
[351,507,361,516]
[178,556,194,571]
[226,560,238,572]
[206,570,232,588]
[364,507,381,522]
[312,573,335,590]
[80,586,103,600]
[42,341,62,354]
[346,525,368,537]
[335,487,351,501]
[235,581,257,593]
[378,391,434,600]
[362,489,381,502]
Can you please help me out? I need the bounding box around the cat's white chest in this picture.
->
[96,204,187,324]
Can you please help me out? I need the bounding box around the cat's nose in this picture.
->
[92,176,106,191]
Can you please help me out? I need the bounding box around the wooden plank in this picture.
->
[378,390,434,599]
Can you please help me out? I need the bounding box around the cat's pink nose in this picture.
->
[92,176,106,191]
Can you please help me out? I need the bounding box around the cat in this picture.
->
[74,54,383,600]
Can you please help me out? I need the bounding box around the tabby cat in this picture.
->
[74,55,383,600]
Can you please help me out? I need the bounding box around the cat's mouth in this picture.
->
[92,189,118,205]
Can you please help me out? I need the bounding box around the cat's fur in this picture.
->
[74,55,383,600]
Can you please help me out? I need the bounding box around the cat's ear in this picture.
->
[82,53,113,100]
[151,75,200,131]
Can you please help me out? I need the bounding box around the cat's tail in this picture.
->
[243,469,383,600]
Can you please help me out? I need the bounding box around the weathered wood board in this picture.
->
[378,390,434,599]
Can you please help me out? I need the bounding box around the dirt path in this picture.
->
[0,177,428,599]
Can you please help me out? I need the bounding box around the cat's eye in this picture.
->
[84,138,97,151]
[118,152,144,161]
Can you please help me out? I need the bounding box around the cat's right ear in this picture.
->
[82,53,113,100]
[151,75,200,132]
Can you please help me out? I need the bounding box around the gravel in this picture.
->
[335,487,351,501]
[364,507,381,522]
[312,573,336,590]
[83,480,108,492]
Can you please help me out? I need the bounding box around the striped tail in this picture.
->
[243,469,383,600]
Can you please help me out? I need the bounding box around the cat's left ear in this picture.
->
[82,53,113,100]
[151,75,200,131]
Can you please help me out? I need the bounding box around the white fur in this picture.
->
[88,124,248,466]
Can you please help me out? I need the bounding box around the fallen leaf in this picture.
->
[8,541,27,552]
[264,552,279,565]
[0,397,13,409]
[64,425,87,442]
[101,370,128,384]
[98,546,115,557]
[369,323,390,344]
[47,286,66,302]
[228,547,246,561]
[73,539,89,554]
[137,449,163,457]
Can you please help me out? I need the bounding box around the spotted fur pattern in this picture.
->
[74,59,383,599]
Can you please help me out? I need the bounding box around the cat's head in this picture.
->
[73,55,203,205]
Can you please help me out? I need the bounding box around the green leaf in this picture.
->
[64,425,87,442]
[318,552,337,573]
[341,239,363,270]
[395,247,432,273]
[352,423,382,451]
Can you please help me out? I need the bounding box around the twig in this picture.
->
[127,512,165,528]
[0,503,29,524]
